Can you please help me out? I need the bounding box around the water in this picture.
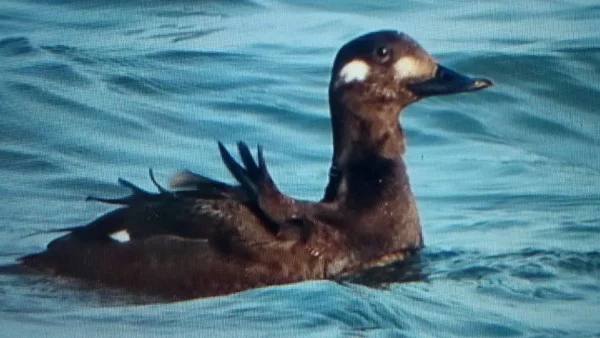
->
[1,0,599,336]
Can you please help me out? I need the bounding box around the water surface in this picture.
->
[1,0,599,337]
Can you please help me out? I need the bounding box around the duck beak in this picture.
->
[408,64,492,97]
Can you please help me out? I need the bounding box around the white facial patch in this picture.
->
[110,230,130,242]
[394,57,426,80]
[337,59,370,86]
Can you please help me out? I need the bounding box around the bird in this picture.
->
[18,30,492,299]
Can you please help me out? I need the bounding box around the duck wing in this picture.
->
[20,231,322,299]
[216,142,317,237]
[32,144,286,242]
[169,169,244,200]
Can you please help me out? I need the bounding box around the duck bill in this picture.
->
[408,64,493,97]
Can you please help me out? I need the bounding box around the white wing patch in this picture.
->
[394,57,424,80]
[110,230,130,242]
[337,59,370,86]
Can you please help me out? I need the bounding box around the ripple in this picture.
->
[487,38,537,46]
[41,175,129,198]
[556,251,600,275]
[561,223,600,234]
[513,113,593,142]
[0,37,35,56]
[452,8,533,22]
[510,262,557,280]
[39,45,97,65]
[446,265,503,280]
[8,82,100,116]
[489,249,600,276]
[339,255,426,288]
[14,62,92,87]
[0,148,62,173]
[427,193,600,212]
[531,287,582,301]
[424,248,600,303]
[420,108,493,139]
[405,128,450,147]
[552,4,600,20]
[144,28,222,43]
[145,50,246,64]
[152,9,230,18]
[105,75,163,96]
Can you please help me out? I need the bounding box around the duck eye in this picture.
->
[375,45,391,62]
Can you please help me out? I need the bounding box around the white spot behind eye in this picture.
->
[110,230,130,242]
[394,57,425,80]
[337,59,370,87]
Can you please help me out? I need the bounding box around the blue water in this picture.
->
[1,0,600,337]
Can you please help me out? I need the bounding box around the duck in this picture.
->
[18,30,492,299]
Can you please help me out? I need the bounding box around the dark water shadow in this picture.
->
[337,254,426,289]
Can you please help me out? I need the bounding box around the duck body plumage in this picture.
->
[18,30,492,299]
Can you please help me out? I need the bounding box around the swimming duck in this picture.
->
[19,30,492,299]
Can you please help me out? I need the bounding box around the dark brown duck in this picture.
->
[19,30,492,299]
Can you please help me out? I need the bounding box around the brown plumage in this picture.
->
[19,30,492,299]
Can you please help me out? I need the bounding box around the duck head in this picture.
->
[328,30,492,161]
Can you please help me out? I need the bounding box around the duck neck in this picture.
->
[322,98,408,202]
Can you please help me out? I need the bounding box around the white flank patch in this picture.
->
[110,230,130,242]
[394,57,424,80]
[338,59,370,85]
